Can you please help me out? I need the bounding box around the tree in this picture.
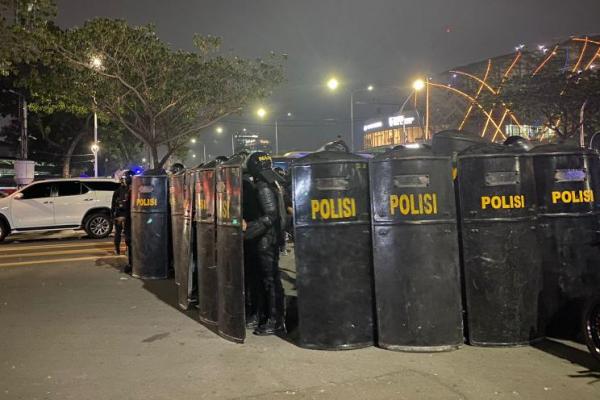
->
[45,19,285,168]
[0,0,57,76]
[484,69,600,141]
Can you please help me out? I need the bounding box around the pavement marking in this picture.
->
[0,255,125,269]
[0,248,122,259]
[0,240,114,251]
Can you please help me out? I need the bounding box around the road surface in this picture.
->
[0,237,598,399]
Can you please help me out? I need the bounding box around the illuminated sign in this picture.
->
[363,121,383,132]
[388,115,415,127]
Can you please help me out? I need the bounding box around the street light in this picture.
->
[89,55,104,177]
[256,107,291,155]
[216,126,223,134]
[327,77,339,91]
[397,78,428,142]
[190,138,197,144]
[412,79,425,91]
[91,142,100,177]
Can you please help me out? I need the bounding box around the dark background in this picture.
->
[56,0,600,158]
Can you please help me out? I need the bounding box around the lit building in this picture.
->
[363,112,425,150]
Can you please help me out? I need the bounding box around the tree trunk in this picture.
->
[62,130,88,178]
[150,144,159,169]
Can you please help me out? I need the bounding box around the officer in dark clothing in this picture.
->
[112,170,134,273]
[243,152,287,335]
[242,170,261,328]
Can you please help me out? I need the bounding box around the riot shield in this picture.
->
[431,129,488,162]
[370,145,463,351]
[216,154,246,343]
[293,150,374,350]
[457,143,542,346]
[195,161,219,326]
[531,145,600,332]
[169,171,196,310]
[131,174,170,279]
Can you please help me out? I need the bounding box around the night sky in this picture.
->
[56,0,600,158]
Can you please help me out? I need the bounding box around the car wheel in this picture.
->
[0,220,8,242]
[84,212,113,239]
[583,296,600,362]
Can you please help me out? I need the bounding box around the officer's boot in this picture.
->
[254,269,285,336]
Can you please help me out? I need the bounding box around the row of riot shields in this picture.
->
[128,134,600,354]
[291,134,600,354]
[127,155,250,344]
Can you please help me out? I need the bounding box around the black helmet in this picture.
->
[504,136,533,150]
[170,163,185,175]
[121,169,134,186]
[246,151,281,184]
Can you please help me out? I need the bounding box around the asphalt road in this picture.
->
[0,236,599,399]
[0,231,126,269]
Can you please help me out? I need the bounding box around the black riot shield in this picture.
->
[195,161,219,326]
[457,143,542,346]
[531,145,600,331]
[131,174,170,279]
[216,154,246,343]
[370,145,463,351]
[431,129,488,162]
[293,150,374,350]
[169,171,196,310]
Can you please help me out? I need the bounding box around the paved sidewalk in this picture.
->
[0,254,599,400]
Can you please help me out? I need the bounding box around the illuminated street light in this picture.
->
[287,112,292,117]
[216,126,223,134]
[91,143,100,153]
[327,77,339,91]
[142,158,147,163]
[367,85,374,91]
[412,79,426,91]
[190,138,196,144]
[192,154,196,158]
[89,55,103,71]
[257,107,267,118]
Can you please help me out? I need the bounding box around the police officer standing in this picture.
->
[112,170,134,273]
[242,152,287,335]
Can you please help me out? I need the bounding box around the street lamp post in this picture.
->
[327,77,373,152]
[256,108,291,155]
[93,110,98,177]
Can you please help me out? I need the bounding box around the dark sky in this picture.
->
[56,0,600,158]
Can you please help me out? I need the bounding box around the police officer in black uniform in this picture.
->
[112,170,134,273]
[243,152,287,335]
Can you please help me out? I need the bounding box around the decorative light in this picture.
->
[91,143,100,153]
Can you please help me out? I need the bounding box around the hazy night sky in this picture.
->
[55,0,600,157]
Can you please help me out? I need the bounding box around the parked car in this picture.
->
[0,178,120,242]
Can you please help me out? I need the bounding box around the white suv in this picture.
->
[0,178,120,242]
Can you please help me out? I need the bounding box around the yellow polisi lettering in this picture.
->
[480,195,526,210]
[551,190,595,204]
[388,193,439,216]
[310,197,357,220]
[136,198,158,207]
[220,200,230,219]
